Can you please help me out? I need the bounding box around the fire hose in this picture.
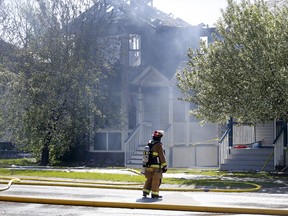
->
[0,178,20,192]
[0,171,287,215]
[0,175,261,192]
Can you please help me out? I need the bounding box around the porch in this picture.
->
[219,120,288,172]
[125,121,219,168]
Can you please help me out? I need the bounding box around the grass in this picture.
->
[0,158,37,166]
[0,158,287,190]
[0,168,146,182]
[0,168,257,189]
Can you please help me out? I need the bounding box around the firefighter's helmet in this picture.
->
[152,130,164,138]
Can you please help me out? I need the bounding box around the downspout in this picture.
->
[121,32,129,166]
[283,121,287,170]
[137,87,143,146]
[168,86,173,167]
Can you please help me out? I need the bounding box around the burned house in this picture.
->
[82,0,287,171]
[74,0,220,168]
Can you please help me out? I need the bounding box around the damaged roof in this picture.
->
[110,0,192,28]
[76,0,192,28]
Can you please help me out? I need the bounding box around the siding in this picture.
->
[172,144,219,168]
[233,125,255,145]
[255,122,274,146]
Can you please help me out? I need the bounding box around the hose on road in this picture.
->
[0,195,287,215]
[0,175,261,193]
[0,173,286,215]
[0,178,20,192]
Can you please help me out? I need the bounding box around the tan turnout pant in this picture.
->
[142,167,162,196]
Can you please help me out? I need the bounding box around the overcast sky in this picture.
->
[153,0,231,27]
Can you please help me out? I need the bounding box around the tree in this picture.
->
[177,0,288,124]
[0,0,118,165]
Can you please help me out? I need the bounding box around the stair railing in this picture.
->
[161,124,172,148]
[160,124,172,166]
[219,128,231,164]
[124,124,142,166]
[124,122,152,166]
[273,125,287,170]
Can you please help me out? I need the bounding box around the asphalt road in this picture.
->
[0,183,287,216]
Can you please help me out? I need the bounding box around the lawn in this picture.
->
[0,158,286,191]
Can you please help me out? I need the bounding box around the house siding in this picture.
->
[172,144,219,168]
[255,122,274,146]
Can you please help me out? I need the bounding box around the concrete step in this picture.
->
[126,146,144,165]
[230,148,273,155]
[133,151,143,156]
[220,163,274,172]
[130,154,142,160]
[227,154,273,160]
[223,158,274,166]
[220,147,275,171]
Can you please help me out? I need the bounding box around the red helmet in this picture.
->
[153,130,164,138]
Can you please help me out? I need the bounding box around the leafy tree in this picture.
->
[177,0,288,124]
[0,0,119,165]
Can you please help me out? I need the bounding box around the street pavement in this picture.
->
[0,183,288,216]
[0,167,287,215]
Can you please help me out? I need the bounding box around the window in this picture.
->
[94,132,122,151]
[129,34,141,67]
[108,133,121,150]
[94,133,106,150]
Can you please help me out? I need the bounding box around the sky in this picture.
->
[153,0,230,27]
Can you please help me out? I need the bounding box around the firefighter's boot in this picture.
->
[151,194,162,199]
[143,191,149,198]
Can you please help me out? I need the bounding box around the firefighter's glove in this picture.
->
[162,166,167,173]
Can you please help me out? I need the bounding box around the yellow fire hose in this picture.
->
[0,176,287,215]
[0,178,20,192]
[0,195,287,215]
[0,176,261,192]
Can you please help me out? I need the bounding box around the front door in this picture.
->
[142,86,169,132]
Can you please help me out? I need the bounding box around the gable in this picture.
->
[131,66,170,87]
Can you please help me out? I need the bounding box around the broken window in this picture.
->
[129,34,141,67]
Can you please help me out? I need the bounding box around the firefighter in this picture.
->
[142,130,167,199]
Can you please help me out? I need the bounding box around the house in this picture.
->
[1,0,286,171]
[74,0,220,168]
[83,0,287,171]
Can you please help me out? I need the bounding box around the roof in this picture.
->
[112,0,192,28]
[131,66,171,87]
[74,0,192,29]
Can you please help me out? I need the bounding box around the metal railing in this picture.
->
[273,126,286,169]
[124,124,142,166]
[124,122,152,166]
[161,124,172,147]
[219,128,231,164]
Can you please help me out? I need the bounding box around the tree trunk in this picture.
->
[40,144,49,166]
